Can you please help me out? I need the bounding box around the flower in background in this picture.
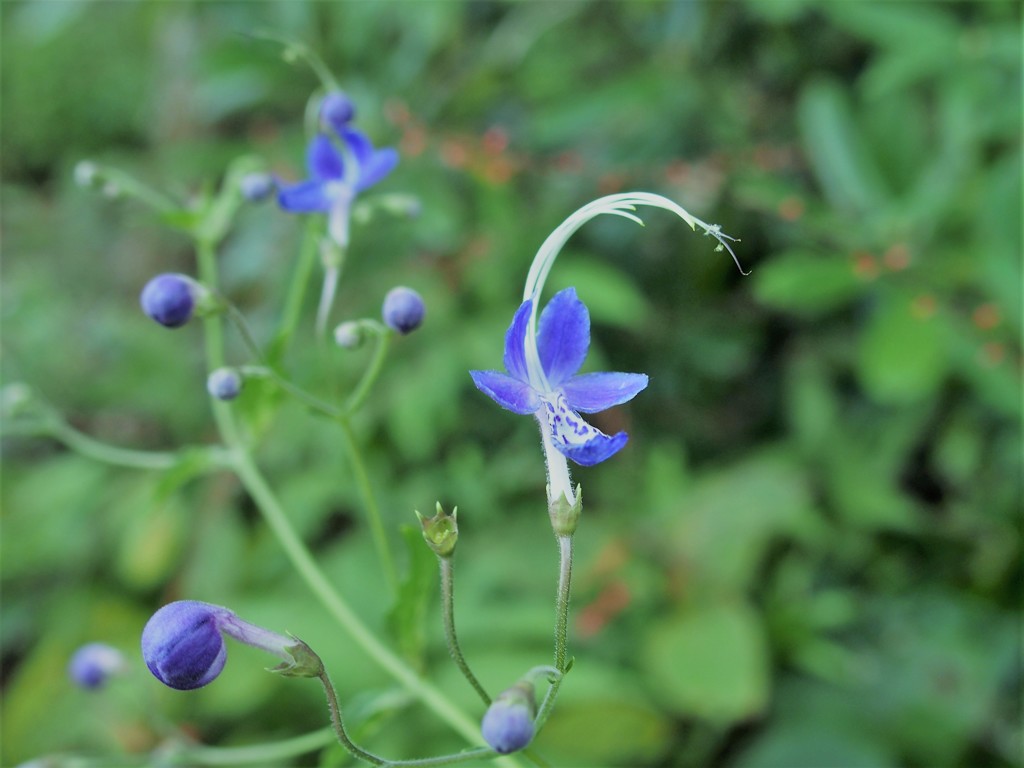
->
[68,643,126,690]
[470,288,647,466]
[382,286,425,334]
[277,94,398,249]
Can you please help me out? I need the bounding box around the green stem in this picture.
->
[271,217,322,361]
[337,418,399,592]
[93,165,179,214]
[318,670,496,767]
[181,727,337,765]
[439,557,491,705]
[318,671,387,765]
[45,419,183,470]
[533,534,573,732]
[226,308,346,421]
[345,328,392,416]
[553,534,573,674]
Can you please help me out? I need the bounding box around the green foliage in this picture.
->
[1,1,1020,767]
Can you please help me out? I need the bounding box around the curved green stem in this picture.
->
[318,671,387,765]
[226,307,346,421]
[337,418,398,592]
[271,217,322,361]
[440,556,492,705]
[345,327,392,416]
[180,727,337,765]
[44,419,183,470]
[533,534,573,732]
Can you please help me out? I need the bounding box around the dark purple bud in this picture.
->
[68,643,125,690]
[142,601,232,690]
[481,681,536,754]
[142,600,307,691]
[382,286,425,335]
[207,368,243,401]
[320,92,356,133]
[140,274,201,329]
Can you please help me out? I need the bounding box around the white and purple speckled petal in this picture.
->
[561,372,648,413]
[541,392,628,466]
[470,370,540,415]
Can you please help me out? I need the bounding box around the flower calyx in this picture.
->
[267,634,324,679]
[549,483,582,536]
[416,502,458,558]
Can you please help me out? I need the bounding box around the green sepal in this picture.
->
[267,634,325,679]
[416,502,458,558]
[549,484,583,535]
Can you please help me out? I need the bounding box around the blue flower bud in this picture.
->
[320,92,356,133]
[382,286,425,335]
[140,274,201,328]
[239,172,275,202]
[68,643,126,690]
[142,601,232,690]
[142,600,318,691]
[207,368,243,400]
[481,681,536,754]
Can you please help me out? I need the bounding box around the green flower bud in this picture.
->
[416,502,458,558]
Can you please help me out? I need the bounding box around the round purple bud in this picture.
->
[239,172,275,202]
[140,274,198,329]
[382,286,425,335]
[481,681,536,754]
[207,368,243,401]
[141,601,232,690]
[320,92,356,133]
[68,643,125,690]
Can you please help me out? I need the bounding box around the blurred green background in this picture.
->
[1,2,1021,767]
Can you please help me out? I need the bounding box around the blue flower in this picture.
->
[470,288,648,467]
[277,125,398,248]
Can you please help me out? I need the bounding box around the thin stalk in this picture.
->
[533,534,573,732]
[318,671,387,765]
[337,418,399,592]
[45,420,182,470]
[345,329,392,415]
[271,217,322,360]
[182,727,337,765]
[226,307,345,420]
[553,534,573,674]
[439,556,491,705]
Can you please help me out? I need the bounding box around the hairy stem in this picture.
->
[440,556,491,705]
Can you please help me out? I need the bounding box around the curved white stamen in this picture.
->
[521,192,744,392]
